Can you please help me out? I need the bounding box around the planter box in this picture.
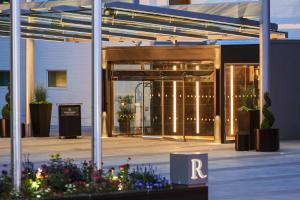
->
[119,119,130,133]
[256,129,280,152]
[51,186,208,200]
[237,110,260,150]
[30,103,52,137]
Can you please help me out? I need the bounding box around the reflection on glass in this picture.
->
[112,61,215,138]
[225,64,260,138]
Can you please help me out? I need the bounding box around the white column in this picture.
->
[92,0,102,169]
[259,0,270,122]
[11,0,22,192]
[25,0,34,137]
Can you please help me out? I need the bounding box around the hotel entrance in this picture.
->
[104,46,220,140]
[111,61,215,139]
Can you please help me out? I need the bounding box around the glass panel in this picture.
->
[163,80,183,137]
[143,80,162,137]
[0,71,10,87]
[113,81,142,135]
[48,71,67,88]
[113,64,142,70]
[184,76,214,136]
[113,62,213,71]
[111,60,215,139]
[225,64,260,140]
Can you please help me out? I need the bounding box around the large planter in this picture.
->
[30,103,52,137]
[119,119,130,133]
[51,186,208,200]
[256,128,280,152]
[237,110,260,150]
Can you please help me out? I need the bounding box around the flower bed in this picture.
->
[0,154,208,200]
[0,154,167,199]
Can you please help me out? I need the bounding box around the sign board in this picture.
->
[60,106,80,117]
[170,152,208,185]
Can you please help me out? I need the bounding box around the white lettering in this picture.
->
[191,159,207,180]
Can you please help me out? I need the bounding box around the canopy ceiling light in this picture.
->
[0,1,287,42]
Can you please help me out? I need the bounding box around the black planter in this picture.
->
[119,119,130,133]
[235,133,249,151]
[0,118,10,137]
[50,186,208,200]
[30,103,52,137]
[237,110,260,150]
[256,129,280,152]
[0,119,26,138]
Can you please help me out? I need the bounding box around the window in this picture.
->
[48,71,67,88]
[0,71,10,87]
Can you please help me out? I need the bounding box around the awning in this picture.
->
[0,0,287,42]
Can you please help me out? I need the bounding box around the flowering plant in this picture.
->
[0,155,170,199]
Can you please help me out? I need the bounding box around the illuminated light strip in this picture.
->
[173,81,177,133]
[230,65,234,135]
[196,81,200,134]
[173,65,177,133]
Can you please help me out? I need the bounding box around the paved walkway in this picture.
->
[1,137,300,200]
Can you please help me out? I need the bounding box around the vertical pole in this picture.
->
[92,0,102,169]
[182,76,186,142]
[11,0,22,192]
[259,0,270,123]
[161,79,165,137]
[214,47,222,143]
[25,0,34,137]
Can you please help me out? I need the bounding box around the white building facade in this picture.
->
[0,0,299,134]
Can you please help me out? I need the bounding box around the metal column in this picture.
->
[11,0,22,192]
[259,0,270,122]
[92,0,103,169]
[25,0,34,137]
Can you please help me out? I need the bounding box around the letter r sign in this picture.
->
[170,153,208,185]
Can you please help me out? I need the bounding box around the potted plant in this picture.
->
[117,95,134,134]
[30,85,52,137]
[0,85,25,138]
[1,85,10,137]
[237,86,260,150]
[256,92,279,152]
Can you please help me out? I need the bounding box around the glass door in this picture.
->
[113,81,143,135]
[142,80,162,137]
[225,64,260,140]
[184,77,214,137]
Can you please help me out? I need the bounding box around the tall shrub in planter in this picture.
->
[256,92,279,152]
[1,85,10,137]
[30,85,52,137]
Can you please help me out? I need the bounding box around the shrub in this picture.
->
[261,92,275,129]
[1,84,10,120]
[31,84,49,104]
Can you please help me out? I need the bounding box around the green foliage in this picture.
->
[261,92,275,129]
[117,95,134,122]
[0,165,13,199]
[1,84,10,120]
[0,0,10,4]
[238,86,258,112]
[32,85,50,104]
